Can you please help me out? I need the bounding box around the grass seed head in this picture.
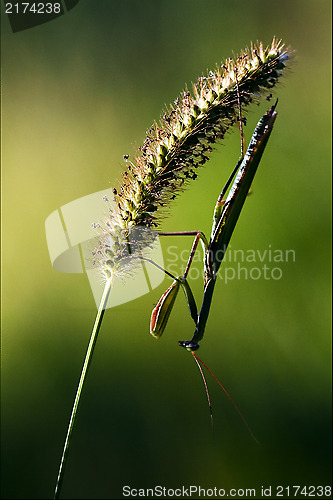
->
[93,38,292,280]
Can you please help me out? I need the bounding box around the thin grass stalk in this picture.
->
[54,278,113,499]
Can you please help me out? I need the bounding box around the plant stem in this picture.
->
[54,277,113,499]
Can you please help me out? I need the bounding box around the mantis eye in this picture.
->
[178,340,200,351]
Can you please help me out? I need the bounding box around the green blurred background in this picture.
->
[1,1,331,498]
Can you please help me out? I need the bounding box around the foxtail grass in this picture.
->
[54,38,292,498]
[93,37,291,283]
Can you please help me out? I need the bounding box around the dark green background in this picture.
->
[1,1,331,499]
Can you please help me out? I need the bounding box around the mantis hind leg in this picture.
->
[148,231,208,338]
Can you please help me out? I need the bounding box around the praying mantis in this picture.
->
[54,100,279,498]
[53,37,291,496]
[150,101,278,351]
